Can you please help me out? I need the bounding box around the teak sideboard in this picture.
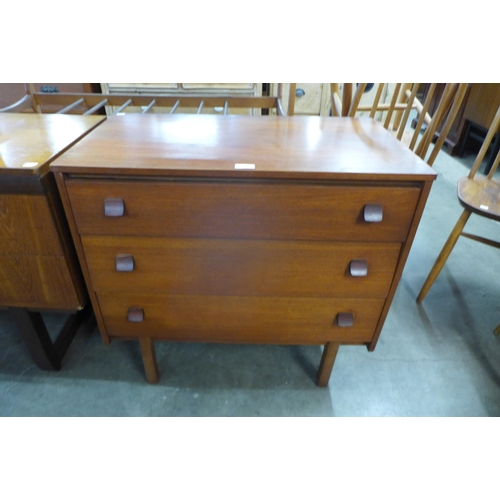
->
[0,113,105,369]
[51,114,436,386]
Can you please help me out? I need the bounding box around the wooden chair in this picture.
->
[328,83,468,167]
[416,105,500,334]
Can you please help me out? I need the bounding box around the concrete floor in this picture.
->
[1,146,499,416]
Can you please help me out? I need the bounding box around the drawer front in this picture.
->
[0,255,82,309]
[83,236,401,298]
[66,180,420,242]
[293,83,325,115]
[98,293,385,344]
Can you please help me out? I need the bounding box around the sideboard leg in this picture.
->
[10,308,61,371]
[10,305,93,372]
[139,337,159,384]
[316,342,340,387]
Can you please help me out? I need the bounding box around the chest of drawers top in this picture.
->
[50,114,436,181]
[0,113,105,179]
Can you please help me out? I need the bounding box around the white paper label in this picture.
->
[116,112,126,116]
[480,205,489,210]
[234,163,256,170]
[22,162,39,168]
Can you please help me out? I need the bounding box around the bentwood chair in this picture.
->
[416,105,500,334]
[328,83,468,167]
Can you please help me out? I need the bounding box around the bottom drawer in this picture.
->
[97,293,385,344]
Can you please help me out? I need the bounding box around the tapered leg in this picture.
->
[139,337,159,384]
[10,308,61,370]
[10,305,93,371]
[417,209,471,303]
[317,342,340,387]
[494,324,500,335]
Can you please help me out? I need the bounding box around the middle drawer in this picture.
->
[82,236,401,298]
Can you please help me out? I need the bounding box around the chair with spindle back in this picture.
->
[328,83,468,167]
[416,105,500,334]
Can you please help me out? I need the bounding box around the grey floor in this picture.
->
[1,144,499,417]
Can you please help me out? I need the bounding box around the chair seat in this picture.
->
[457,175,500,220]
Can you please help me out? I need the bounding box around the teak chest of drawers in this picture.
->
[51,114,436,386]
[0,113,105,369]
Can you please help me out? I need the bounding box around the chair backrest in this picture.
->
[329,83,468,166]
[467,105,500,180]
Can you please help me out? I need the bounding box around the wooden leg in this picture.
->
[9,305,92,371]
[53,306,93,360]
[10,308,61,370]
[416,209,471,303]
[494,324,500,335]
[139,337,159,384]
[317,342,340,387]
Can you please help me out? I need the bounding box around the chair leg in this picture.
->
[494,324,500,335]
[417,209,471,303]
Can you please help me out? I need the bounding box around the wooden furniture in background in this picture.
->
[462,84,500,130]
[330,83,468,167]
[458,84,500,174]
[0,83,101,114]
[418,83,500,159]
[101,83,266,115]
[282,83,400,117]
[0,113,105,369]
[51,114,436,386]
[275,83,332,116]
[415,83,470,155]
[417,105,500,337]
[21,87,286,117]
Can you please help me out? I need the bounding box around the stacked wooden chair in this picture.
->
[326,83,468,167]
[416,105,500,334]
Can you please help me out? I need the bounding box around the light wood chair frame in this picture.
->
[327,83,468,167]
[416,106,500,334]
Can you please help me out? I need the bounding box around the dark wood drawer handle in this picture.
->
[116,254,135,272]
[349,259,368,277]
[363,204,383,223]
[337,312,354,327]
[127,307,144,322]
[104,198,125,217]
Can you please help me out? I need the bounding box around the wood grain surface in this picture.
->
[51,114,436,181]
[82,236,401,298]
[0,113,105,176]
[0,255,81,309]
[458,176,500,220]
[98,293,384,344]
[0,194,64,255]
[66,179,420,242]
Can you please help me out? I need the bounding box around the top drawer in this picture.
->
[66,179,421,242]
